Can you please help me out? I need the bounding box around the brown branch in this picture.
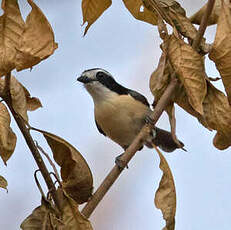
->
[192,0,216,50]
[81,78,178,218]
[2,73,62,214]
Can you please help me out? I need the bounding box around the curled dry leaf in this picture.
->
[0,76,41,121]
[149,52,171,103]
[0,0,25,76]
[167,8,209,54]
[0,175,8,191]
[165,103,184,149]
[0,75,28,121]
[61,191,93,230]
[0,102,17,165]
[154,146,176,230]
[15,0,58,71]
[20,84,42,111]
[149,53,209,129]
[21,190,93,230]
[173,83,210,129]
[190,0,230,26]
[82,0,112,35]
[33,128,93,204]
[20,199,57,230]
[168,35,207,115]
[203,82,231,150]
[209,0,231,105]
[122,0,158,26]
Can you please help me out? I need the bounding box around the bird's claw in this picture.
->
[115,154,128,170]
[145,115,155,126]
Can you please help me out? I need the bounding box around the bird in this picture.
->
[77,68,184,164]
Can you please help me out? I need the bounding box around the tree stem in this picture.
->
[192,0,216,50]
[2,73,62,214]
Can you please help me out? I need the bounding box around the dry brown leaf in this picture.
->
[20,84,42,111]
[154,146,176,230]
[203,82,231,150]
[165,103,184,149]
[21,189,93,230]
[82,0,112,35]
[33,128,93,204]
[0,175,8,191]
[122,0,158,26]
[0,76,28,121]
[159,0,186,16]
[168,35,207,115]
[20,200,57,230]
[149,53,208,129]
[150,52,171,103]
[190,0,230,25]
[0,0,25,76]
[0,102,17,165]
[61,191,93,230]
[15,0,58,71]
[168,9,209,53]
[173,83,210,129]
[209,0,231,104]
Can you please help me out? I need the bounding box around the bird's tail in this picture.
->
[145,127,186,152]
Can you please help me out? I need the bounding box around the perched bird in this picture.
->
[77,68,184,156]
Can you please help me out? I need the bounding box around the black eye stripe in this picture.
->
[95,71,150,107]
[96,72,115,86]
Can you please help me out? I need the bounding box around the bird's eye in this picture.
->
[96,72,105,80]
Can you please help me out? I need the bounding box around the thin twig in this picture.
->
[192,0,216,50]
[208,77,221,81]
[35,141,61,181]
[1,73,62,214]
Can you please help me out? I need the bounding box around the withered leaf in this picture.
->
[33,128,93,204]
[168,35,207,115]
[165,103,183,149]
[149,52,171,103]
[122,0,158,26]
[0,76,41,120]
[149,54,208,129]
[21,190,93,230]
[0,102,17,165]
[82,0,112,35]
[0,0,25,76]
[173,83,210,129]
[0,175,8,191]
[209,0,231,105]
[61,191,93,230]
[20,83,42,111]
[0,75,28,121]
[159,0,186,16]
[203,82,231,150]
[20,200,56,230]
[15,0,58,71]
[190,0,229,26]
[154,147,176,230]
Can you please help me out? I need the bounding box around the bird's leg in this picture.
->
[115,153,129,170]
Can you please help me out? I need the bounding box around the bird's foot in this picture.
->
[115,153,128,170]
[145,115,155,127]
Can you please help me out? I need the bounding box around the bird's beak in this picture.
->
[77,75,91,83]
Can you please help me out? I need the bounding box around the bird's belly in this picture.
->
[95,96,150,148]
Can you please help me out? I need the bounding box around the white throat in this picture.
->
[85,82,118,104]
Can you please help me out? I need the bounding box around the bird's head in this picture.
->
[77,68,122,103]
